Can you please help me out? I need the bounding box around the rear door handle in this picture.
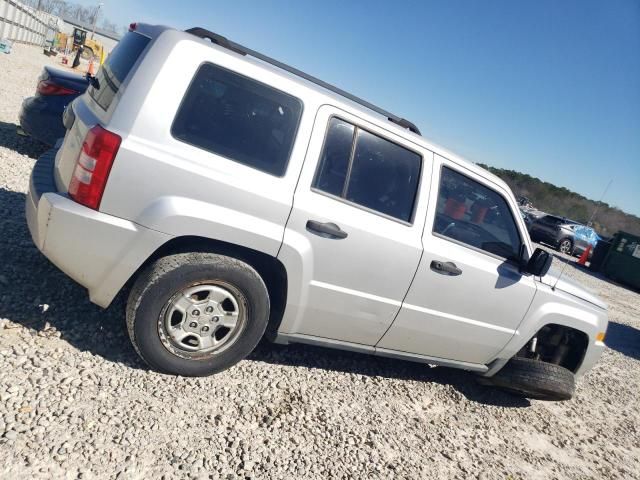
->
[430,260,462,276]
[306,220,348,240]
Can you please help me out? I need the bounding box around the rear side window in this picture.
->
[313,117,422,222]
[433,167,521,261]
[172,63,303,177]
[89,32,150,111]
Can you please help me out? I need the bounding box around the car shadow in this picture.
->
[248,342,531,407]
[605,322,640,361]
[0,121,49,159]
[0,185,531,407]
[0,187,146,371]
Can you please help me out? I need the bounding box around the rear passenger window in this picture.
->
[313,118,421,222]
[433,167,521,261]
[172,63,303,176]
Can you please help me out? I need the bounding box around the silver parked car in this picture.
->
[25,24,608,400]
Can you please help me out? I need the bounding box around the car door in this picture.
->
[377,156,537,365]
[530,215,562,244]
[277,106,432,346]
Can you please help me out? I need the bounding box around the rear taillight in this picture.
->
[37,80,79,96]
[68,125,121,210]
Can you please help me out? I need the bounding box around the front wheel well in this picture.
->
[125,236,288,340]
[517,324,589,373]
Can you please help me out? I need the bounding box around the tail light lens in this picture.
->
[37,80,79,96]
[68,125,121,210]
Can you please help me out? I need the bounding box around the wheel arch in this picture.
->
[515,323,589,373]
[122,235,289,339]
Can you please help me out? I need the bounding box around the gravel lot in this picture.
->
[1,44,639,480]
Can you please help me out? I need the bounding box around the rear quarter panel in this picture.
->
[98,31,322,256]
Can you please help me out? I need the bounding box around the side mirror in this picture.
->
[524,248,552,276]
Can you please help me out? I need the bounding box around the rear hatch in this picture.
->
[54,30,151,193]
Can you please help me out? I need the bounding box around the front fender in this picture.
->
[484,281,608,377]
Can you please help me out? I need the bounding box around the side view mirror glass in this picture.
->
[525,248,552,276]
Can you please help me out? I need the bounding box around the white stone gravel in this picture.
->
[0,44,639,479]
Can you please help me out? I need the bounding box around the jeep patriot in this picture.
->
[26,23,608,400]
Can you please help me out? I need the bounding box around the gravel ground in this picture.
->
[1,44,639,480]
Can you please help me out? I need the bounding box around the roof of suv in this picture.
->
[132,23,512,194]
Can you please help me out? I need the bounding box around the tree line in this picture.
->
[22,0,121,34]
[477,163,640,238]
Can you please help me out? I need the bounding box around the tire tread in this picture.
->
[487,357,576,401]
[126,252,269,375]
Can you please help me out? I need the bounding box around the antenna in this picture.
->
[552,179,613,290]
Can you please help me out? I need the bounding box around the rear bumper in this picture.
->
[26,148,171,307]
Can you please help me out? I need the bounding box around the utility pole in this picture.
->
[90,3,104,39]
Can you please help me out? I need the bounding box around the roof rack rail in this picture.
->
[185,27,421,136]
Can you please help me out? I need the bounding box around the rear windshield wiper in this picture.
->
[85,72,100,90]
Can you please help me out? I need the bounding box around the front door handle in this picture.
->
[306,220,348,240]
[430,260,462,276]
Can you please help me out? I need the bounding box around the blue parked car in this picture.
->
[19,66,89,146]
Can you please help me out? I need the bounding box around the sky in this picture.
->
[88,0,639,215]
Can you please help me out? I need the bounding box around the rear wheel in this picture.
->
[483,357,575,401]
[126,252,270,376]
[558,238,573,255]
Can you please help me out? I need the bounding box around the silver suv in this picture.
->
[26,24,608,400]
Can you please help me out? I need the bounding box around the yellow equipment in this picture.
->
[72,27,106,65]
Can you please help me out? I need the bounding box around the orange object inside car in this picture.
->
[444,197,466,219]
[471,204,488,223]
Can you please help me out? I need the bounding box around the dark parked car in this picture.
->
[528,214,599,257]
[19,66,89,146]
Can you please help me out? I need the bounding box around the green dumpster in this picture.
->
[602,231,640,290]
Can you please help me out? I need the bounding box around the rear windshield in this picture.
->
[88,32,150,110]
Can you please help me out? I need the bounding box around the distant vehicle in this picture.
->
[519,208,537,229]
[71,28,106,64]
[25,24,608,401]
[572,225,601,257]
[19,66,89,145]
[528,215,599,257]
[517,196,532,208]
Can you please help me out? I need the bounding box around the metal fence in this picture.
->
[0,0,51,46]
